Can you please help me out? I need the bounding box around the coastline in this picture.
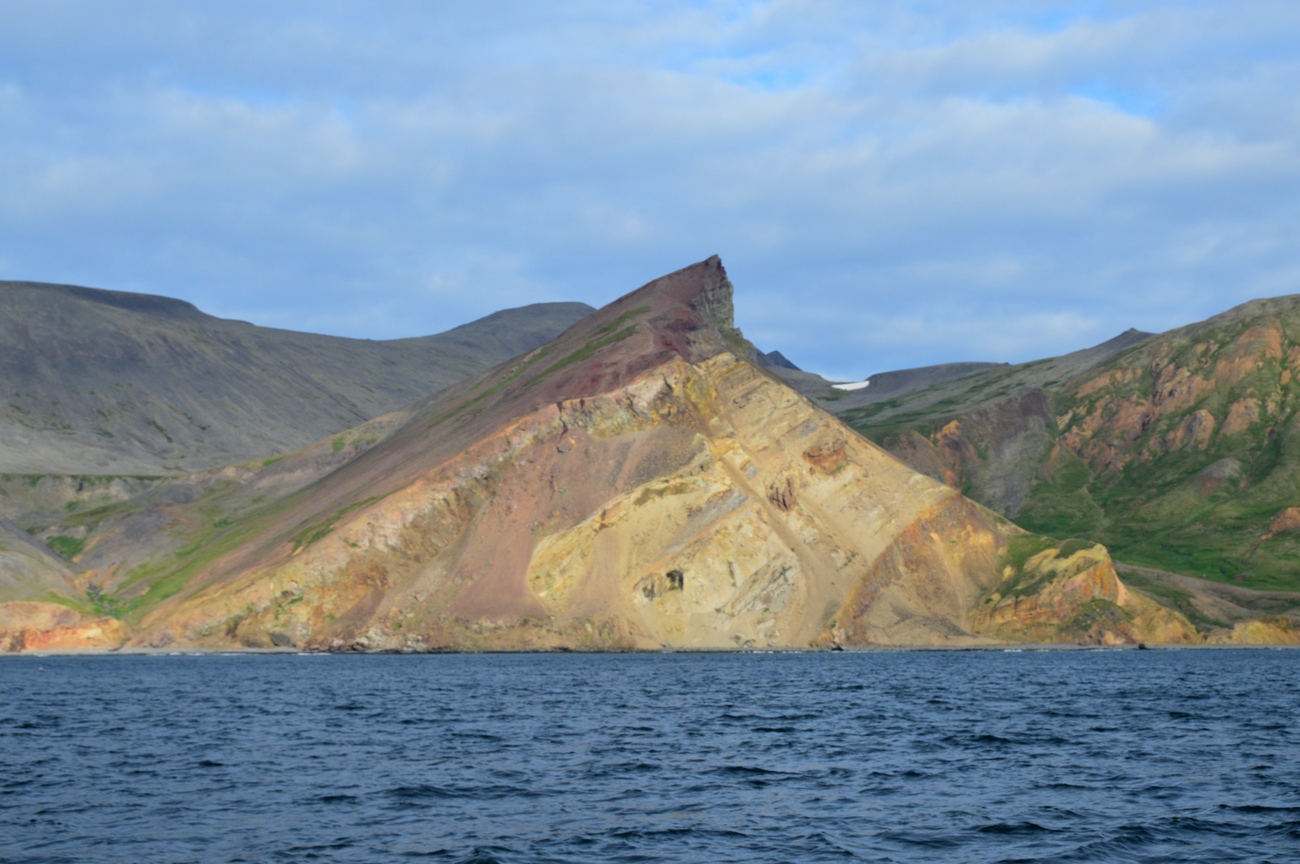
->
[7,642,1300,657]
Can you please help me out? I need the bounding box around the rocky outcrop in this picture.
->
[974,540,1198,645]
[0,602,126,652]
[1217,617,1300,645]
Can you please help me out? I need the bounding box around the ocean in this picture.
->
[2,649,1298,863]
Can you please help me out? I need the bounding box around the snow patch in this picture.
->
[832,380,870,391]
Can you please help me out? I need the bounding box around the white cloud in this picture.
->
[0,1,1297,378]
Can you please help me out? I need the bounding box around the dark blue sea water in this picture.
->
[2,650,1298,863]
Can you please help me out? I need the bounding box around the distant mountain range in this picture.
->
[1,267,1297,650]
[0,280,592,475]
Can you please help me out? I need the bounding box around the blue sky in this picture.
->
[1,1,1297,379]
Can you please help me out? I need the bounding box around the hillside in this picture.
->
[0,280,591,475]
[0,258,1198,650]
[841,298,1300,602]
[0,515,126,651]
[0,515,78,603]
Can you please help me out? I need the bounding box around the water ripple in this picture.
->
[2,650,1299,862]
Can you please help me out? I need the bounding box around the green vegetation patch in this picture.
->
[1002,534,1057,574]
[45,535,85,560]
[1016,450,1104,539]
[85,583,125,618]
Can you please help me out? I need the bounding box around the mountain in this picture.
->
[838,300,1300,635]
[835,329,1156,517]
[756,349,800,370]
[0,280,592,475]
[0,258,1199,651]
[825,362,1010,408]
[766,357,1016,403]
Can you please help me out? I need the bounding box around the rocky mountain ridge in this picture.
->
[0,259,1204,650]
[837,297,1300,639]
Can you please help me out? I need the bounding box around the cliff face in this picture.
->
[4,258,1201,650]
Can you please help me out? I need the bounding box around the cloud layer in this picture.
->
[1,1,1297,378]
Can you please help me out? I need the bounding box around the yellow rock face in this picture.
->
[132,349,1021,650]
[0,602,126,652]
[973,543,1199,645]
[519,354,1006,649]
[1216,617,1300,646]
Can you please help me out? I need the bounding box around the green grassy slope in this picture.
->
[842,296,1300,591]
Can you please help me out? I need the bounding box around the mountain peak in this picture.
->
[1,280,208,321]
[616,255,735,342]
[434,256,756,418]
[110,256,1051,651]
[621,255,755,365]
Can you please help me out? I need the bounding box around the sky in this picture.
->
[1,1,1298,380]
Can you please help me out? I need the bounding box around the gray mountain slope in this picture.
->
[833,329,1155,425]
[0,281,592,475]
[761,357,1010,403]
[825,362,1009,410]
[0,515,78,602]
